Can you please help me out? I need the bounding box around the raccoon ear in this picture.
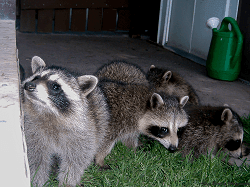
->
[149,65,155,71]
[162,71,172,82]
[179,96,189,108]
[78,75,98,96]
[150,93,164,109]
[31,56,46,74]
[221,108,233,122]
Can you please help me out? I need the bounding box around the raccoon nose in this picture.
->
[24,82,36,92]
[168,145,177,152]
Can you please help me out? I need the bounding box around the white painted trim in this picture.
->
[225,0,240,19]
[157,0,173,45]
[189,0,197,53]
[235,0,240,19]
[157,0,164,44]
[165,0,173,44]
[225,0,230,17]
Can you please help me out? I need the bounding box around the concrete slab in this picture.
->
[228,155,250,167]
[16,32,250,117]
[0,21,30,187]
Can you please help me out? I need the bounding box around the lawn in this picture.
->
[44,115,250,187]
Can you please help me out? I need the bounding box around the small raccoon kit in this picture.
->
[21,56,102,187]
[95,79,189,167]
[178,106,244,159]
[146,65,200,105]
[95,60,148,84]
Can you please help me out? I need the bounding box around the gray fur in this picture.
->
[21,56,101,186]
[95,61,148,84]
[95,80,189,167]
[95,62,199,106]
[146,65,200,105]
[86,85,110,153]
[178,105,244,159]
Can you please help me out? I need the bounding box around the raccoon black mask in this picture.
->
[148,125,169,138]
[225,139,241,151]
[47,81,71,113]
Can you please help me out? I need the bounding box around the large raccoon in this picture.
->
[95,80,189,167]
[177,106,244,159]
[21,56,100,186]
[95,61,148,84]
[146,65,199,105]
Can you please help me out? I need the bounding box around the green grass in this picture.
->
[80,141,250,187]
[44,115,250,187]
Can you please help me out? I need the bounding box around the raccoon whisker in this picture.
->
[27,94,47,106]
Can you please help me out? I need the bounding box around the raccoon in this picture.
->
[146,65,199,105]
[95,61,148,84]
[21,56,99,187]
[177,106,244,159]
[95,80,189,167]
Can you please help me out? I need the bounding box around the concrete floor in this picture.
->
[17,31,250,117]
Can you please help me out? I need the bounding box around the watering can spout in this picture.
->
[206,17,243,81]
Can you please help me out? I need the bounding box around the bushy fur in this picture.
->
[95,61,148,84]
[178,105,244,159]
[95,62,199,106]
[146,65,199,105]
[95,80,189,167]
[86,85,110,152]
[21,56,104,186]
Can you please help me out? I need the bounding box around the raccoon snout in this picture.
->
[24,82,36,92]
[168,145,177,152]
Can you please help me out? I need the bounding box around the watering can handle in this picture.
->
[220,17,243,66]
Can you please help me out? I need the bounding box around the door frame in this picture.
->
[157,0,240,57]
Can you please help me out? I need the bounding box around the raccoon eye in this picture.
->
[177,127,185,138]
[32,76,40,81]
[225,139,241,151]
[148,126,169,138]
[159,127,169,137]
[52,83,61,91]
[161,127,168,133]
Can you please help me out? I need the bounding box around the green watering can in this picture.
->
[206,17,243,81]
